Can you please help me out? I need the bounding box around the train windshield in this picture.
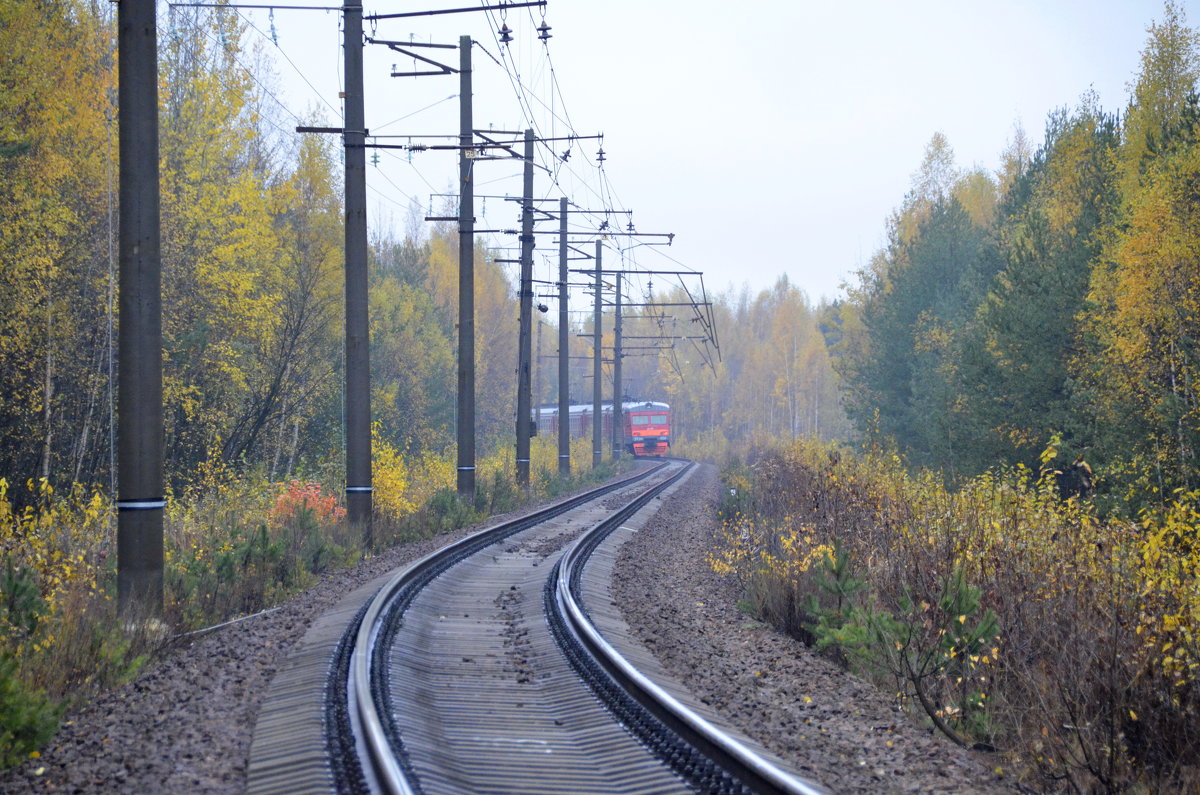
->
[651,415,668,425]
[631,415,649,425]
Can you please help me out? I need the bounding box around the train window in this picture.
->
[651,415,667,424]
[631,415,649,425]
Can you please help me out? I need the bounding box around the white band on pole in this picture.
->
[117,499,166,510]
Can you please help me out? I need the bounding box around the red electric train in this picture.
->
[534,400,671,457]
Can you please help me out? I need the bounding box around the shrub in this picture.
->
[269,479,347,525]
[710,438,1200,791]
[166,470,354,625]
[0,561,63,767]
[0,653,62,768]
[371,427,416,522]
[424,488,479,533]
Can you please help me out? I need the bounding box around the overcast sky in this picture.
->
[225,0,1185,304]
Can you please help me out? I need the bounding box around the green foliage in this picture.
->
[956,101,1119,475]
[0,563,62,768]
[165,470,357,624]
[800,545,999,747]
[804,544,867,638]
[834,4,1200,515]
[840,148,1004,477]
[369,260,455,453]
[1,560,46,641]
[424,489,481,534]
[803,543,873,661]
[717,460,752,523]
[873,571,999,747]
[475,469,518,515]
[0,654,62,769]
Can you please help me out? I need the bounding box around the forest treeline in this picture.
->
[0,1,845,505]
[832,4,1200,513]
[1,1,501,496]
[5,0,1200,783]
[9,0,1200,519]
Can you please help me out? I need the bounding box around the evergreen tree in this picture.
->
[959,101,1119,473]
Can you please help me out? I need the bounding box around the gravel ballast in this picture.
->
[1,463,1015,793]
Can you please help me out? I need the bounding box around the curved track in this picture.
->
[250,461,824,794]
[550,468,822,795]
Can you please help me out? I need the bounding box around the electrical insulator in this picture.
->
[499,23,513,43]
[537,21,552,41]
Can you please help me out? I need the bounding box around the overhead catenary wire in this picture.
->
[477,5,625,224]
[233,6,343,122]
[222,3,719,371]
[373,93,458,133]
[213,1,638,247]
[170,2,342,138]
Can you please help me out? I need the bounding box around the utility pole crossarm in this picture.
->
[366,1,544,21]
[296,126,351,135]
[474,130,521,160]
[617,302,713,308]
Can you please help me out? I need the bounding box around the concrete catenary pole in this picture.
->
[592,241,603,468]
[611,271,623,459]
[117,0,164,616]
[534,318,543,437]
[456,35,476,499]
[557,197,570,476]
[515,130,535,487]
[343,2,372,537]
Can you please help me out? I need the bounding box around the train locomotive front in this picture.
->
[622,401,671,457]
[535,399,671,457]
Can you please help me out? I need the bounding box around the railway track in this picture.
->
[249,461,824,794]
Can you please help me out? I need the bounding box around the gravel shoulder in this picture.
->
[0,519,491,794]
[1,463,1017,793]
[613,463,1016,793]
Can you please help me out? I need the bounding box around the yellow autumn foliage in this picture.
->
[0,477,110,630]
[371,427,416,522]
[711,437,1200,791]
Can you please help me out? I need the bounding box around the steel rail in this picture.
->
[553,462,827,795]
[347,462,668,794]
